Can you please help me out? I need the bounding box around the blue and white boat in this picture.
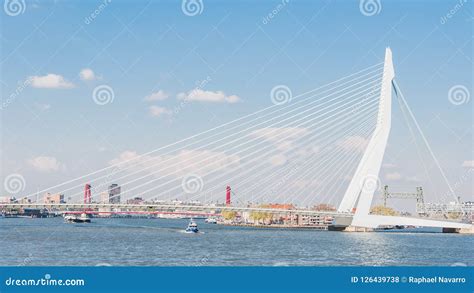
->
[185,219,199,233]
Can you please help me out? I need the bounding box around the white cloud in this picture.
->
[109,149,240,179]
[28,156,63,172]
[29,74,75,89]
[336,135,369,153]
[149,106,171,117]
[144,90,169,102]
[385,172,402,181]
[462,160,474,168]
[177,89,240,103]
[79,68,96,81]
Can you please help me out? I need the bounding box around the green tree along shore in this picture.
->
[249,205,273,224]
[370,205,398,216]
[221,210,237,221]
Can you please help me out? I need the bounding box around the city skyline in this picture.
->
[1,0,472,209]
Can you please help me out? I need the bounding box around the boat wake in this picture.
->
[178,230,205,234]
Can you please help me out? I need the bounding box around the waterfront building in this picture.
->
[417,201,474,220]
[108,184,121,204]
[296,214,333,226]
[313,204,336,211]
[43,193,64,204]
[17,197,32,204]
[100,191,109,204]
[269,203,295,210]
[0,196,14,203]
[126,197,144,205]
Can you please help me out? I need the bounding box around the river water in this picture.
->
[1,218,472,266]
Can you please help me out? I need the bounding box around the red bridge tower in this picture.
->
[84,184,92,204]
[226,185,231,206]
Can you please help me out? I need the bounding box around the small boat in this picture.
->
[64,214,75,222]
[185,219,199,233]
[64,213,91,223]
[205,217,217,224]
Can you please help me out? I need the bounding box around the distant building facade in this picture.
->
[417,201,474,222]
[100,191,109,204]
[108,184,121,204]
[126,197,144,205]
[0,196,13,203]
[43,193,65,204]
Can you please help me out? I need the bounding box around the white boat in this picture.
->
[64,214,75,222]
[185,219,199,233]
[205,217,217,224]
[64,213,91,223]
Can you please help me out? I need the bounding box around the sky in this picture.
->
[1,0,472,210]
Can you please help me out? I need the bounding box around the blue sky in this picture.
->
[1,0,472,208]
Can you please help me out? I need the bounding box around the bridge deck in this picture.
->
[0,203,351,217]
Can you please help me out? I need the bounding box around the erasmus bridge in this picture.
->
[2,48,472,231]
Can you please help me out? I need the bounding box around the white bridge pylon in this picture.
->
[338,48,471,230]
